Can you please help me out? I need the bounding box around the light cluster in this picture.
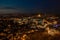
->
[0,14,60,40]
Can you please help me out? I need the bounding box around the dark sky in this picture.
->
[0,0,60,14]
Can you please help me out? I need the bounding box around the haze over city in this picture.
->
[0,0,60,14]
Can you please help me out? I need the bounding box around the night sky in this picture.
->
[0,0,60,14]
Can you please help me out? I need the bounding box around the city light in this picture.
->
[0,14,60,40]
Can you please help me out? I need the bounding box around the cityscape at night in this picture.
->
[0,13,60,40]
[0,0,60,40]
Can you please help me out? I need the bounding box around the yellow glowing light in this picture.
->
[21,34,27,40]
[53,20,57,25]
[37,14,41,17]
[46,27,60,36]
